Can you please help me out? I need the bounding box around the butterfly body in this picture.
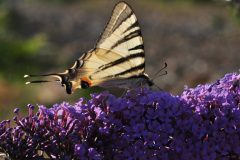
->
[25,2,159,94]
[62,48,154,94]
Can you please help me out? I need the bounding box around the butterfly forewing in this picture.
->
[88,2,145,81]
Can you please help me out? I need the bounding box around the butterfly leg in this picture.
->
[120,89,128,97]
[139,82,145,94]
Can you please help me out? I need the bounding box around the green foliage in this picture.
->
[230,2,240,23]
[0,34,46,57]
[0,6,47,82]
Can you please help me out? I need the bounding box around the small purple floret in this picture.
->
[0,73,239,159]
[13,108,20,114]
[27,104,35,110]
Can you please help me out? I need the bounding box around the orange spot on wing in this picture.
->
[81,76,92,86]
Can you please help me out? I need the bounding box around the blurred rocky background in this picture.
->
[0,0,239,120]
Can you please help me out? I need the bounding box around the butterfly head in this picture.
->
[138,73,154,87]
[24,60,85,94]
[146,77,154,87]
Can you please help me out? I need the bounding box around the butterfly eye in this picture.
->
[81,81,89,89]
[148,80,154,87]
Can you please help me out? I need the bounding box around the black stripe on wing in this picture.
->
[128,44,144,51]
[106,63,145,78]
[123,21,139,34]
[109,29,142,51]
[89,63,145,80]
[98,51,144,71]
[112,11,134,33]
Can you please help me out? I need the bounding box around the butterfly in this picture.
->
[24,1,167,94]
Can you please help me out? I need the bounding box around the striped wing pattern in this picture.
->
[24,2,151,93]
[79,2,145,84]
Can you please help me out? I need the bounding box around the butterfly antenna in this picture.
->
[154,71,167,79]
[151,62,168,80]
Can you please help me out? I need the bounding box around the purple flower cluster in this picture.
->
[0,73,239,160]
